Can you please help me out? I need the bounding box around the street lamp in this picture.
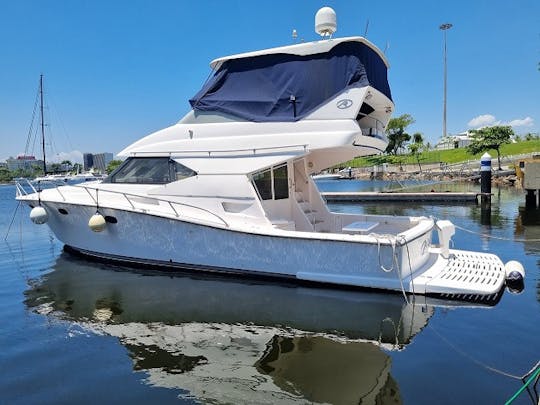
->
[439,23,452,140]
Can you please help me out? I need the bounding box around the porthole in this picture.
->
[104,216,118,224]
[58,208,69,215]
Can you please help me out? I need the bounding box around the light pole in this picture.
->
[439,23,452,140]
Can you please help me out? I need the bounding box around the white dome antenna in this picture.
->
[315,7,337,38]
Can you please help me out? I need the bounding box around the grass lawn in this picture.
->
[346,139,540,167]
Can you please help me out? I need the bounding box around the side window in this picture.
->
[253,169,272,200]
[252,164,289,200]
[273,164,288,200]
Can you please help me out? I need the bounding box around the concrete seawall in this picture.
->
[322,191,481,203]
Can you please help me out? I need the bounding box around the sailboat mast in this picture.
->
[39,74,46,175]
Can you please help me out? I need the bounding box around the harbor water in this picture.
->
[1,182,539,404]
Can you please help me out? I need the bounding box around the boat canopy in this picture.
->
[189,41,391,122]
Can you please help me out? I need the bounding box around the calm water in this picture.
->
[1,182,539,404]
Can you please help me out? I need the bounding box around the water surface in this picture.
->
[1,183,539,404]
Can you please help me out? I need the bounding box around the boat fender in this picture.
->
[505,260,525,294]
[89,213,106,232]
[30,206,48,224]
[505,260,525,283]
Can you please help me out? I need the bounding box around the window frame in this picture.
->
[104,157,196,185]
[251,163,289,201]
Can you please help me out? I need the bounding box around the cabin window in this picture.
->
[273,164,288,200]
[252,164,289,201]
[105,157,196,184]
[253,169,272,200]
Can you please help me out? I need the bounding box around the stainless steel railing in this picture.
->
[15,179,230,228]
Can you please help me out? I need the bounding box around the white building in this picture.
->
[6,155,44,172]
[435,131,473,150]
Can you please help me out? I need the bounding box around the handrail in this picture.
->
[15,178,229,228]
[129,143,309,157]
[14,179,37,197]
[75,184,230,228]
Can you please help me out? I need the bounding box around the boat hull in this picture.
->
[33,201,430,293]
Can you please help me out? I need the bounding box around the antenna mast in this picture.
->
[39,74,46,175]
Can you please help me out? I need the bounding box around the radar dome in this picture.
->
[315,7,337,37]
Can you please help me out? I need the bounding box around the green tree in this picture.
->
[385,114,415,155]
[408,132,425,172]
[0,167,12,183]
[72,163,82,174]
[50,163,61,173]
[106,160,123,174]
[467,125,513,170]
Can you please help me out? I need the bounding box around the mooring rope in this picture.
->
[371,233,410,304]
[505,364,540,405]
[429,325,535,380]
[453,223,540,243]
[397,234,416,297]
[373,234,397,273]
[4,201,21,241]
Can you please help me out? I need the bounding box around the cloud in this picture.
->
[50,150,83,163]
[467,114,535,129]
[467,114,498,128]
[506,117,534,127]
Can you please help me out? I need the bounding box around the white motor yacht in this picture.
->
[16,7,522,301]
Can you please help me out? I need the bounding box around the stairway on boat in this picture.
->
[294,190,327,232]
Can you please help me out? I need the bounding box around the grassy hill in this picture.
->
[345,139,540,167]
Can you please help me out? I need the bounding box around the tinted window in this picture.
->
[252,165,289,201]
[273,165,288,200]
[107,158,195,184]
[253,169,272,200]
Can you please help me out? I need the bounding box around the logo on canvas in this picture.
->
[336,99,353,109]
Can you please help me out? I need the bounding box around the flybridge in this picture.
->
[189,39,392,123]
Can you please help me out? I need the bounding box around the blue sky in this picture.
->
[1,0,539,163]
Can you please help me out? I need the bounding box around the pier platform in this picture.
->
[322,192,480,203]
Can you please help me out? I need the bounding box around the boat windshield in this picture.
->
[104,157,196,184]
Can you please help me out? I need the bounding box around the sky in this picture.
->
[1,0,539,163]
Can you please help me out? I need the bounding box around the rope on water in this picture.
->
[4,201,21,241]
[429,325,539,383]
[505,363,540,405]
[453,223,540,242]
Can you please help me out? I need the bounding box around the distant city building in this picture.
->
[83,153,94,171]
[6,155,44,172]
[83,152,113,173]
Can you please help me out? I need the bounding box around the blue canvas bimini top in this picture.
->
[189,41,392,122]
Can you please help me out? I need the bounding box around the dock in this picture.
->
[321,191,481,203]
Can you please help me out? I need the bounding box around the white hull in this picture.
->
[28,197,505,300]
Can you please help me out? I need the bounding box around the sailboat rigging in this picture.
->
[39,74,46,175]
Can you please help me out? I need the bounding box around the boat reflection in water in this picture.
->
[24,252,495,404]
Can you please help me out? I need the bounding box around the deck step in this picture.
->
[421,250,506,296]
